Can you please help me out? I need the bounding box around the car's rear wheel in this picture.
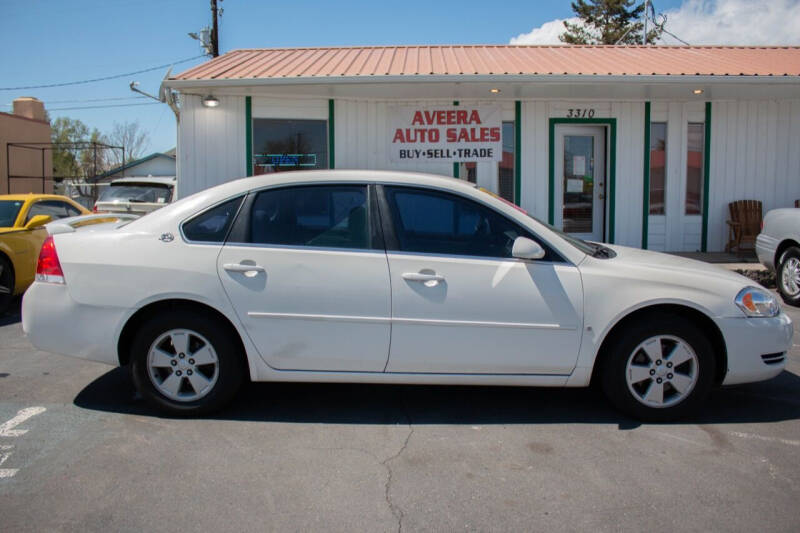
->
[777,246,800,306]
[0,256,14,315]
[600,314,715,422]
[131,311,244,416]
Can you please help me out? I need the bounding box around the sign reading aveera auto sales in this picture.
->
[388,105,502,163]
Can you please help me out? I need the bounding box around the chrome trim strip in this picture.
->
[246,311,573,330]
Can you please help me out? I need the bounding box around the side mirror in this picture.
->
[25,214,52,230]
[512,236,546,260]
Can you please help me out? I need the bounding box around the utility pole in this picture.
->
[642,0,649,45]
[210,0,220,57]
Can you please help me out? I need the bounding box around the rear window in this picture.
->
[0,200,24,227]
[99,184,172,204]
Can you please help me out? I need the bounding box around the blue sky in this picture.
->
[0,0,717,153]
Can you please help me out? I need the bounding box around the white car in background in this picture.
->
[94,176,176,216]
[22,171,792,421]
[757,208,800,306]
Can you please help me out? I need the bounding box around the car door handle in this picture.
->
[223,263,265,274]
[402,272,445,283]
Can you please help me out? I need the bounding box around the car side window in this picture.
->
[183,196,244,242]
[384,186,544,259]
[248,185,369,249]
[26,201,81,223]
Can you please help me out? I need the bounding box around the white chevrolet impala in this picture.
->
[22,171,792,421]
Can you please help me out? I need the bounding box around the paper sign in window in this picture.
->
[567,179,584,193]
[572,155,586,176]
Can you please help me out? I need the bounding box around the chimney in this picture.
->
[13,96,47,122]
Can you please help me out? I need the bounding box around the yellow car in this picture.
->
[0,194,89,313]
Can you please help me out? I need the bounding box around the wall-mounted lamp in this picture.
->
[202,95,220,107]
[692,89,704,95]
[490,88,501,94]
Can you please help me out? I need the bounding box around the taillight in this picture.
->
[36,236,65,284]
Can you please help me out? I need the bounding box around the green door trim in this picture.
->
[245,96,253,176]
[452,100,459,178]
[701,101,712,252]
[328,99,335,169]
[642,102,651,249]
[514,101,522,206]
[548,117,618,243]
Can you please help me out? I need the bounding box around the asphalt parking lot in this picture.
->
[1,295,799,532]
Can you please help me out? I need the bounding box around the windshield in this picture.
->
[476,187,597,255]
[0,200,24,228]
[99,184,172,204]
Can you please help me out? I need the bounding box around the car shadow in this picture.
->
[73,367,800,428]
[0,297,22,326]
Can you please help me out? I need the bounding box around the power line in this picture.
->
[0,55,206,91]
[48,102,161,112]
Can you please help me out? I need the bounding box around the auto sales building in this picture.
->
[163,45,800,252]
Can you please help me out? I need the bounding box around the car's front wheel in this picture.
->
[600,313,715,422]
[131,310,244,416]
[777,246,800,306]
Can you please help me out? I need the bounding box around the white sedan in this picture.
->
[22,171,792,421]
[756,207,800,306]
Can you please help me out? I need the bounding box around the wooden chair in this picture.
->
[725,200,762,253]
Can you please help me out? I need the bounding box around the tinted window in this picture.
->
[183,196,243,242]
[248,185,369,249]
[0,200,24,227]
[26,201,82,223]
[252,119,328,174]
[385,187,534,258]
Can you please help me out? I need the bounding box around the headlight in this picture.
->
[735,286,780,317]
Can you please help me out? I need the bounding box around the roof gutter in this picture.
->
[162,73,800,90]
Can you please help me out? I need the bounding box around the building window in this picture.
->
[252,118,328,174]
[649,122,667,215]
[685,123,705,215]
[498,121,515,204]
[456,121,515,203]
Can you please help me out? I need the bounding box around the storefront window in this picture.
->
[457,121,514,203]
[685,123,704,215]
[252,119,328,174]
[498,121,515,203]
[649,122,667,215]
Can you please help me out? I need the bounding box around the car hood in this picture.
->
[601,244,752,287]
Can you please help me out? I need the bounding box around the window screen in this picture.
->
[249,185,369,249]
[182,196,243,242]
[385,186,534,258]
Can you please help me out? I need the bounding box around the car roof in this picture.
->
[110,176,176,186]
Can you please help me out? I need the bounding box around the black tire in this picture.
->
[0,255,14,316]
[600,313,715,422]
[776,246,800,306]
[130,310,244,416]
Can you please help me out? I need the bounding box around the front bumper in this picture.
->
[22,281,125,366]
[719,313,793,385]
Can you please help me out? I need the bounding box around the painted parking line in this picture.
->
[0,406,46,437]
[0,406,46,479]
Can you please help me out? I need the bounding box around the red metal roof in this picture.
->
[172,45,800,81]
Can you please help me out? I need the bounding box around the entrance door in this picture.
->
[554,126,605,242]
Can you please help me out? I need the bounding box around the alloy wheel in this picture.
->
[147,329,220,402]
[625,335,699,408]
[781,257,800,297]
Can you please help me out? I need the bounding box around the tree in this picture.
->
[105,121,150,168]
[51,117,89,179]
[560,0,663,45]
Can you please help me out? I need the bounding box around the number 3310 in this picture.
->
[566,108,595,118]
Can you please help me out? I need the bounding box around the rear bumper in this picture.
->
[755,233,778,271]
[719,313,793,385]
[22,282,124,366]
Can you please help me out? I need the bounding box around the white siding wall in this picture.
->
[520,101,644,247]
[177,94,246,198]
[707,99,800,252]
